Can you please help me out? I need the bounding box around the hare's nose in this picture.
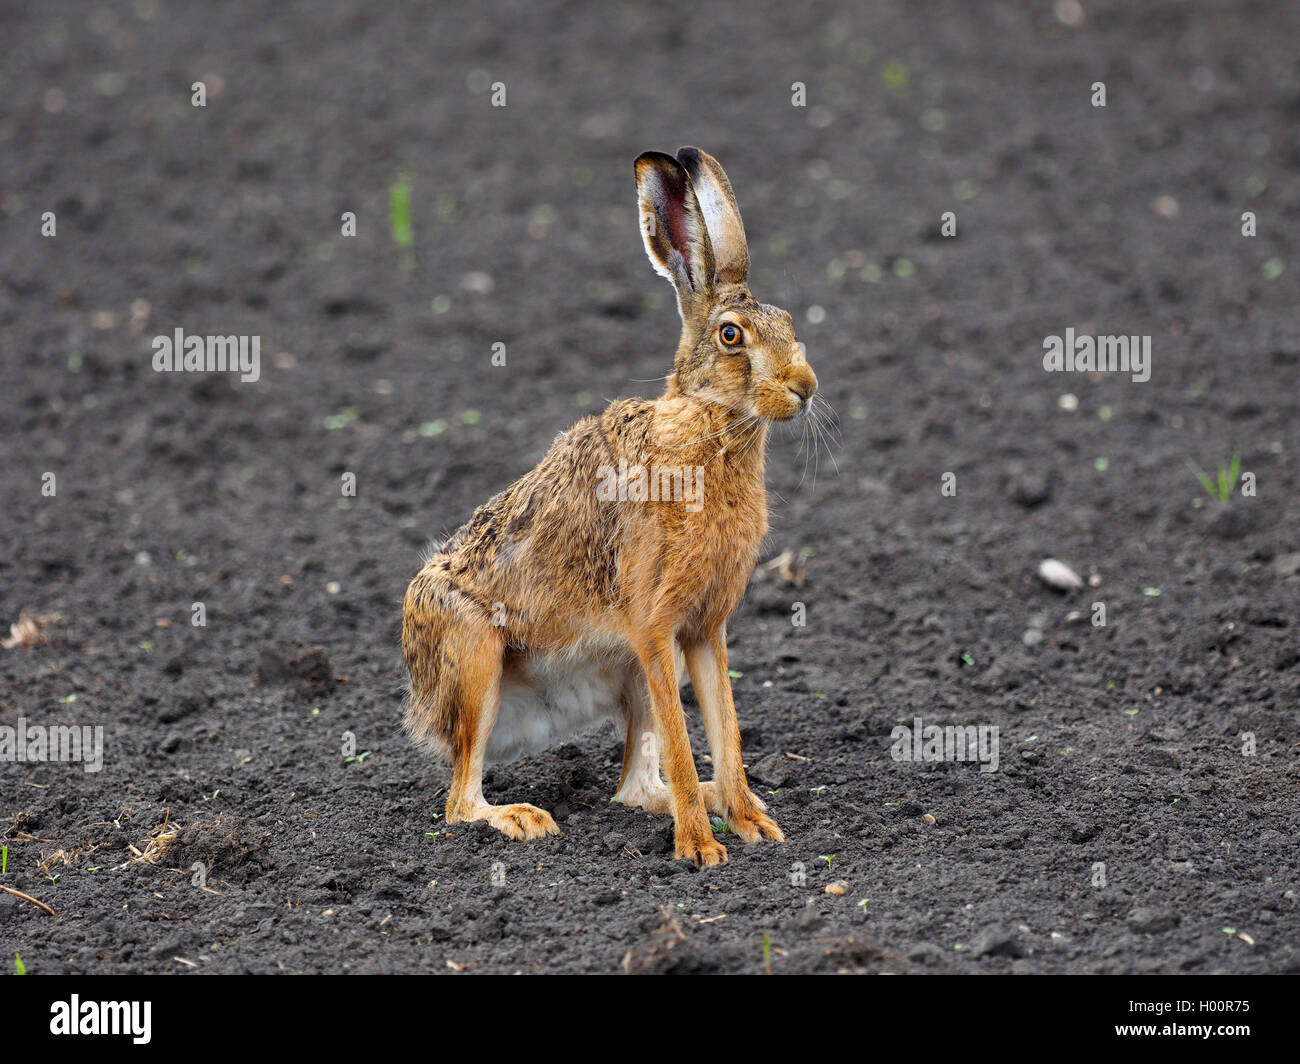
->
[787,376,815,406]
[787,364,818,402]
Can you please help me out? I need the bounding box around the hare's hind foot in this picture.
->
[448,801,560,842]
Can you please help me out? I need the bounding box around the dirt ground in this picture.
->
[1,0,1297,975]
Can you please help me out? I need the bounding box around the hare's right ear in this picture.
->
[635,151,716,319]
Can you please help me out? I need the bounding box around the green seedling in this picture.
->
[14,954,25,975]
[762,930,773,975]
[345,751,372,765]
[325,406,359,431]
[1188,454,1241,503]
[389,174,415,269]
[727,669,743,680]
[818,854,835,870]
[1,845,6,874]
[881,59,909,92]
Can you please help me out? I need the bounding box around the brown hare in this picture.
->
[402,147,817,866]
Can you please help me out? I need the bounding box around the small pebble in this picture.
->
[1038,558,1083,590]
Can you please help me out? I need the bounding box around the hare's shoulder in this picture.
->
[437,410,625,567]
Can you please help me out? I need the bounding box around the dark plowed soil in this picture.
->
[2,0,1297,974]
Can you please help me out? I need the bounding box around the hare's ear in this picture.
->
[676,147,749,285]
[635,151,716,317]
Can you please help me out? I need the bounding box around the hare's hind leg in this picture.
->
[403,575,558,841]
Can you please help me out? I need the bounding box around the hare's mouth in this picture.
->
[756,384,811,422]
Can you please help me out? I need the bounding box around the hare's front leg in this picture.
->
[683,630,784,844]
[636,637,727,866]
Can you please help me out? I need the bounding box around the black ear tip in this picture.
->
[676,146,703,173]
[636,150,685,177]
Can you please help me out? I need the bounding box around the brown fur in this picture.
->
[402,148,817,865]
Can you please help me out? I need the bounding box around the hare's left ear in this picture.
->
[635,151,716,319]
[676,147,749,285]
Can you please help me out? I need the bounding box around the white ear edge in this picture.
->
[639,210,675,283]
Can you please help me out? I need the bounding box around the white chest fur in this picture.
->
[485,637,685,763]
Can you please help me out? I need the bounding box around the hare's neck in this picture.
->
[708,409,768,478]
[659,390,770,475]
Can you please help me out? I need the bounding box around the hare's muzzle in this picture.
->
[782,361,818,416]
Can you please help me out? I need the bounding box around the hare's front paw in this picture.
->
[727,808,784,844]
[699,784,783,843]
[675,829,729,867]
[485,803,561,841]
[699,781,768,815]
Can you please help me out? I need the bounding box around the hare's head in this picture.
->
[635,147,817,423]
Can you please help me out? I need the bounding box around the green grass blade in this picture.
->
[1186,460,1217,499]
[389,174,415,269]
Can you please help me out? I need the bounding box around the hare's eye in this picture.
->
[719,323,742,347]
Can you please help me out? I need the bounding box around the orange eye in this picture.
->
[719,323,742,347]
